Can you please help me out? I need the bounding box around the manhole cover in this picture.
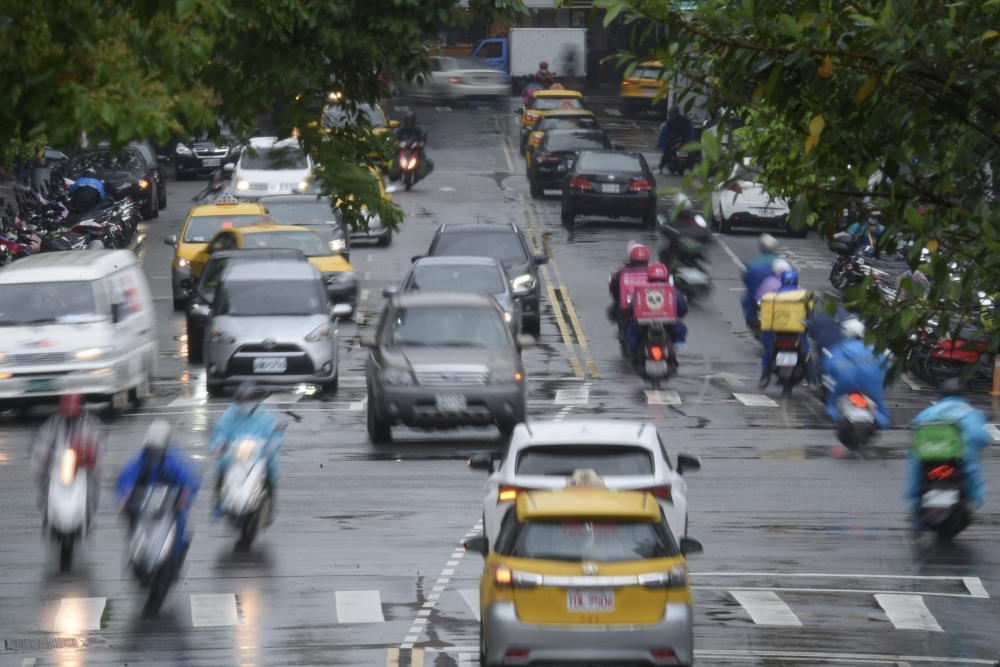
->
[5,637,80,651]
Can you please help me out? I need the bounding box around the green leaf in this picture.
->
[788,196,809,231]
[904,205,924,231]
[778,14,802,40]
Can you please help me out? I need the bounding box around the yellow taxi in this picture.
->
[465,472,700,667]
[303,166,395,246]
[523,109,600,170]
[166,199,268,310]
[319,101,398,171]
[620,61,668,110]
[517,90,587,151]
[193,222,358,313]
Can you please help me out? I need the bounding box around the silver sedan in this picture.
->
[399,56,508,102]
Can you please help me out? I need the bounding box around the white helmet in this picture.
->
[841,318,866,339]
[771,259,791,275]
[142,419,172,451]
[758,233,778,253]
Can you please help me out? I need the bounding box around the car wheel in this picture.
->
[186,322,203,363]
[176,170,190,182]
[206,382,226,398]
[141,183,157,220]
[172,296,186,311]
[322,374,338,393]
[158,180,167,210]
[719,214,732,234]
[479,619,493,667]
[377,228,392,247]
[709,207,719,231]
[529,171,541,200]
[367,394,392,444]
[642,208,656,228]
[523,317,540,337]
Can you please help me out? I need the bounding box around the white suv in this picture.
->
[469,419,701,546]
[232,137,313,198]
[711,162,799,236]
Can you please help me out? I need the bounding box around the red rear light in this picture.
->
[650,346,664,361]
[623,79,638,85]
[775,338,798,349]
[221,221,233,228]
[848,393,868,408]
[449,76,464,84]
[727,184,743,194]
[498,485,520,502]
[651,649,676,662]
[525,112,540,121]
[928,464,955,481]
[628,179,653,192]
[641,485,673,502]
[569,177,593,190]
[506,649,530,663]
[538,155,561,164]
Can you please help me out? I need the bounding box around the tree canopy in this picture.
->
[598,0,1000,380]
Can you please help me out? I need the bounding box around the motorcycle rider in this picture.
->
[847,216,883,257]
[31,393,105,523]
[754,259,792,302]
[116,419,200,558]
[610,243,688,352]
[759,269,816,389]
[521,74,547,105]
[907,378,990,530]
[741,234,780,326]
[395,111,427,142]
[535,61,556,88]
[192,169,227,204]
[656,106,694,174]
[68,168,108,212]
[209,381,281,516]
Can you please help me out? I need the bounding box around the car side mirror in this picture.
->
[179,277,196,289]
[516,334,536,349]
[190,302,210,318]
[613,144,625,151]
[516,107,524,115]
[382,285,399,298]
[157,155,168,162]
[463,535,489,557]
[359,335,377,348]
[164,235,178,246]
[534,254,549,265]
[223,163,235,173]
[331,303,353,320]
[411,255,424,263]
[677,454,701,475]
[389,120,400,129]
[468,453,495,472]
[512,286,530,298]
[680,537,703,556]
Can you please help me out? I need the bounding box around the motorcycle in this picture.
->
[918,459,969,542]
[637,322,678,390]
[616,264,681,389]
[128,484,185,613]
[769,333,808,396]
[395,138,425,191]
[47,444,90,571]
[657,212,712,303]
[219,431,281,546]
[664,139,699,175]
[834,391,879,449]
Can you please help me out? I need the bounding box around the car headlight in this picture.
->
[75,347,110,361]
[138,179,149,189]
[382,369,415,386]
[511,274,536,290]
[328,239,346,251]
[209,326,236,344]
[489,369,523,384]
[176,143,193,156]
[236,179,249,191]
[305,323,332,342]
[175,257,190,268]
[503,311,513,323]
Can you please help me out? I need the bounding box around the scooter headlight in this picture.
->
[59,449,77,486]
[235,437,259,462]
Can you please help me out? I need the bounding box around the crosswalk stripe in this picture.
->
[263,393,302,405]
[168,397,207,407]
[458,589,480,621]
[190,594,239,627]
[21,659,36,667]
[730,591,801,626]
[458,653,476,666]
[875,594,942,631]
[963,577,989,598]
[54,597,105,632]
[645,390,681,405]
[733,393,778,407]
[554,387,589,404]
[605,108,622,116]
[335,590,384,623]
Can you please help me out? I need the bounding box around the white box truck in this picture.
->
[471,28,586,89]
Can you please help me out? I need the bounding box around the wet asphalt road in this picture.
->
[0,98,998,667]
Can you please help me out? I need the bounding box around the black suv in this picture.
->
[420,222,548,335]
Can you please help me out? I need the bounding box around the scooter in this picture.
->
[918,459,969,542]
[219,432,281,546]
[769,333,808,396]
[47,445,90,572]
[637,323,678,390]
[657,213,712,303]
[128,485,184,613]
[395,138,425,191]
[664,139,699,175]
[834,391,879,449]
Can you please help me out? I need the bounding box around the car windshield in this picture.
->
[216,280,325,316]
[264,201,340,226]
[183,215,262,243]
[405,264,506,295]
[240,146,309,170]
[242,231,332,256]
[67,150,143,175]
[0,281,101,326]
[498,519,677,561]
[516,446,654,475]
[538,117,599,131]
[323,105,386,129]
[576,153,643,173]
[545,134,608,152]
[386,306,509,348]
[434,232,527,264]
[532,98,584,111]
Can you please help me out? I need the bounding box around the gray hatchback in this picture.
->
[361,292,535,443]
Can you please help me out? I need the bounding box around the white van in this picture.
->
[0,250,156,411]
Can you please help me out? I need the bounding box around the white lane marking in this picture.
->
[714,237,746,271]
[901,374,922,391]
[554,387,589,404]
[435,106,453,112]
[696,586,975,599]
[446,560,460,566]
[704,372,748,386]
[963,577,989,598]
[733,393,778,407]
[697,649,995,664]
[730,590,801,626]
[168,397,207,407]
[693,571,979,581]
[459,653,476,667]
[386,647,399,667]
[645,390,681,405]
[440,186,456,192]
[54,597,106,632]
[361,290,370,300]
[349,396,369,411]
[424,646,479,653]
[458,589,481,621]
[417,609,431,617]
[21,660,36,667]
[335,590,385,624]
[441,568,455,576]
[985,424,1000,441]
[190,594,238,627]
[367,254,373,262]
[605,108,622,116]
[263,393,301,405]
[874,594,942,631]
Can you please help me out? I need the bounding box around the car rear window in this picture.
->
[264,201,340,226]
[406,264,506,295]
[631,67,664,81]
[575,153,643,173]
[433,231,528,264]
[183,215,262,243]
[498,519,677,561]
[532,98,584,111]
[242,231,332,256]
[545,133,609,152]
[516,446,653,476]
[538,117,599,131]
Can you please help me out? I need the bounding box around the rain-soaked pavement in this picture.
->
[0,97,997,667]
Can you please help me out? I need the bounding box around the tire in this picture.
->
[403,172,413,192]
[651,377,662,390]
[172,297,186,311]
[322,374,339,394]
[479,619,492,667]
[529,171,541,200]
[367,394,392,444]
[59,536,74,572]
[709,208,719,231]
[176,170,191,182]
[158,180,167,210]
[141,184,157,220]
[642,209,656,228]
[207,382,226,398]
[523,317,540,337]
[377,228,392,247]
[561,204,575,228]
[187,322,203,363]
[719,214,732,234]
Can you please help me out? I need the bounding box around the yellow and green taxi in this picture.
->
[620,61,668,110]
[194,222,359,313]
[523,108,600,170]
[517,90,587,151]
[166,199,268,310]
[466,475,700,667]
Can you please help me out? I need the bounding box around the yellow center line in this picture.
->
[559,286,601,379]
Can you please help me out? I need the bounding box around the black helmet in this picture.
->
[939,377,965,397]
[403,111,416,127]
[668,106,681,116]
[234,380,262,402]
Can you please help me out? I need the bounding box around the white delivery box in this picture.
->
[0,250,157,409]
[509,28,587,78]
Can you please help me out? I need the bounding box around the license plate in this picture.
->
[843,405,875,423]
[775,351,798,366]
[601,183,620,194]
[676,151,689,157]
[26,378,57,393]
[253,357,287,373]
[645,359,669,376]
[567,588,614,612]
[756,208,776,217]
[922,489,960,509]
[435,394,467,413]
[202,158,221,167]
[676,266,709,285]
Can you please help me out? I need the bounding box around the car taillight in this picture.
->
[628,179,653,192]
[498,485,519,502]
[727,184,743,194]
[641,485,673,502]
[525,112,540,121]
[494,565,512,586]
[506,649,530,663]
[449,76,465,84]
[848,393,868,408]
[651,649,677,662]
[650,346,664,361]
[538,155,561,164]
[568,177,593,190]
[928,464,955,481]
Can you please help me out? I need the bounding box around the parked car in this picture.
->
[232,137,313,197]
[257,194,351,259]
[63,146,162,220]
[422,222,548,336]
[170,126,241,180]
[127,141,167,211]
[528,129,613,200]
[710,161,799,236]
[361,292,535,444]
[561,150,657,227]
[398,56,507,102]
